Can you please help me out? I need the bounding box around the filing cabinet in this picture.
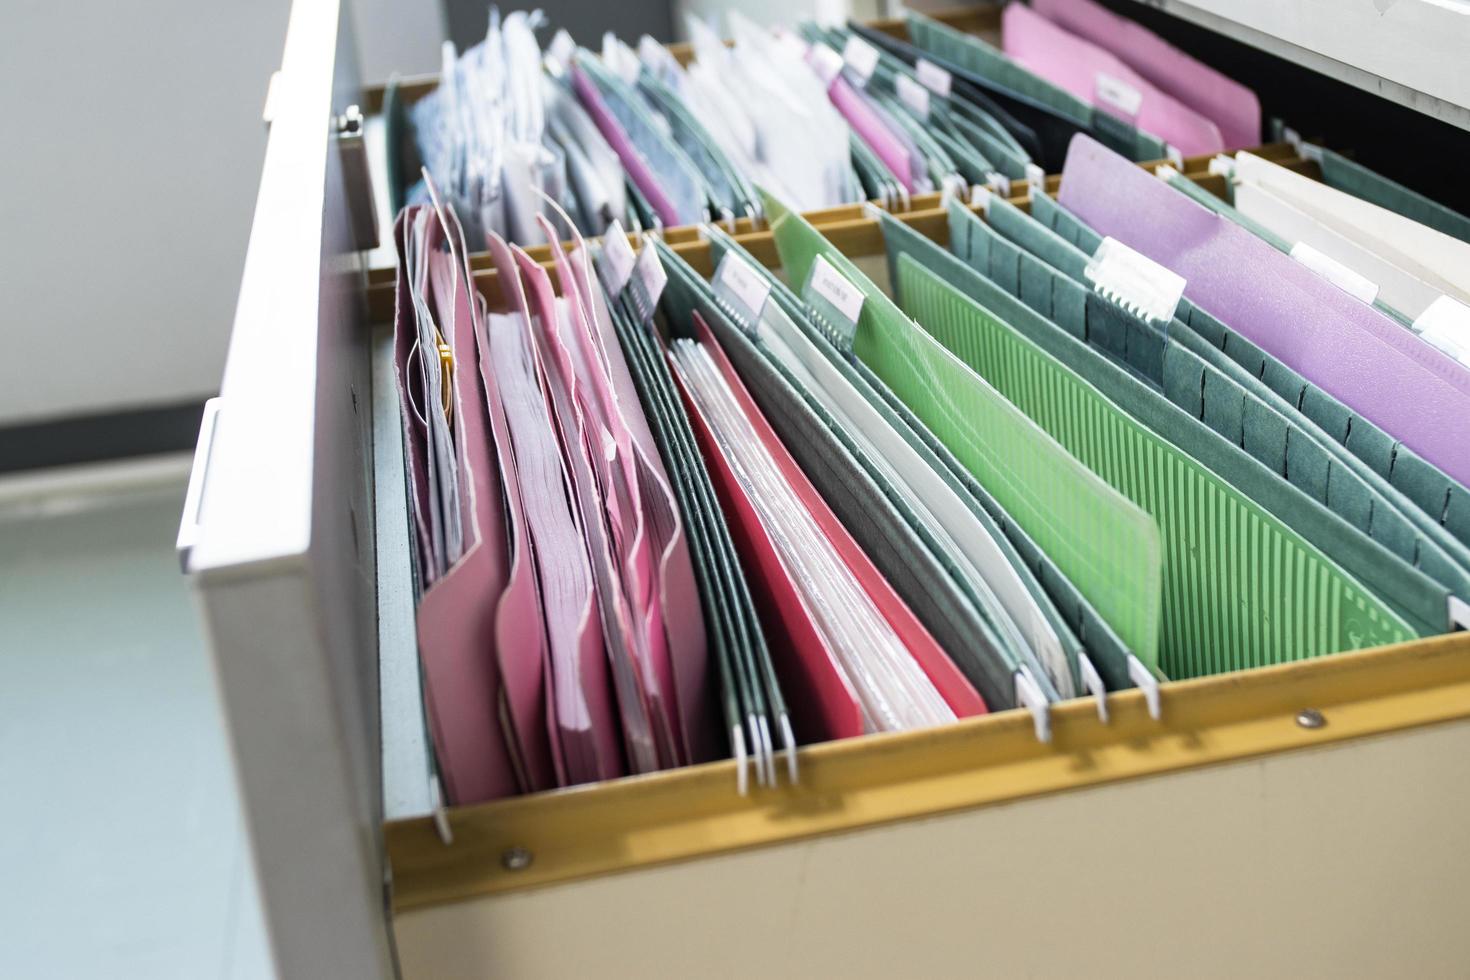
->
[183,1,1470,975]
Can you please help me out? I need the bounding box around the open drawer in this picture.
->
[184,1,1470,976]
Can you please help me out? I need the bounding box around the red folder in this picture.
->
[672,312,986,744]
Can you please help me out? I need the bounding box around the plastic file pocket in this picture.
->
[190,5,1470,976]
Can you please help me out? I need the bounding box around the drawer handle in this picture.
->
[176,397,223,572]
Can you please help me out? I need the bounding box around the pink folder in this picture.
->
[392,203,518,804]
[1032,0,1260,150]
[516,248,666,773]
[812,53,921,193]
[538,218,685,768]
[558,227,721,766]
[1002,2,1224,156]
[427,247,555,794]
[571,62,683,228]
[485,234,624,785]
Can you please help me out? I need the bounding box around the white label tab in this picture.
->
[1085,236,1186,324]
[896,73,930,118]
[843,35,880,85]
[810,44,843,86]
[971,183,994,214]
[635,240,666,307]
[1415,295,1470,367]
[1094,72,1143,117]
[1290,241,1379,305]
[1025,162,1045,195]
[603,33,641,85]
[810,254,865,325]
[915,58,952,97]
[984,171,1010,198]
[546,29,575,71]
[600,221,637,295]
[716,254,772,323]
[1207,153,1236,178]
[1165,144,1184,169]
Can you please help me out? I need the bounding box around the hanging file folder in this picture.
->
[1026,190,1470,549]
[655,235,1038,709]
[1058,134,1470,491]
[766,198,1165,681]
[1030,0,1261,149]
[882,214,1417,675]
[932,200,1467,638]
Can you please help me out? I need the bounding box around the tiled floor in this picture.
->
[0,458,271,979]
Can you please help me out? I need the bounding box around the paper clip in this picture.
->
[437,336,455,427]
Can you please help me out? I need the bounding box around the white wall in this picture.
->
[351,0,447,82]
[0,0,445,428]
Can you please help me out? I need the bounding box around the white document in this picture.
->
[1233,178,1451,318]
[1234,152,1470,311]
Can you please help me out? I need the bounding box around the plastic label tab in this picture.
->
[1085,236,1186,324]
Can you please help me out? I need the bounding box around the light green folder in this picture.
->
[876,215,1417,678]
[767,202,1166,673]
[654,234,1053,709]
[706,226,1141,692]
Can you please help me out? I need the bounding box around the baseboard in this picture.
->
[0,400,210,474]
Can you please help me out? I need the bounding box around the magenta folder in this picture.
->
[1032,0,1260,149]
[1002,2,1224,156]
[820,65,921,194]
[1058,133,1470,489]
[571,62,682,228]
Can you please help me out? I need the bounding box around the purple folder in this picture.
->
[1058,134,1470,488]
[571,63,682,227]
[817,59,920,194]
[1002,2,1223,156]
[1032,0,1260,150]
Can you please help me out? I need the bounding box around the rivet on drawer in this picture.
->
[1295,708,1327,730]
[501,846,534,872]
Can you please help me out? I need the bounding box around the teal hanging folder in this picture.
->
[876,211,1418,678]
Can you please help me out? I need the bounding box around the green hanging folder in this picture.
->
[982,191,1468,574]
[1028,191,1470,552]
[876,212,1419,678]
[653,237,1043,710]
[703,225,1096,702]
[599,247,790,784]
[767,200,1166,676]
[706,225,1142,695]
